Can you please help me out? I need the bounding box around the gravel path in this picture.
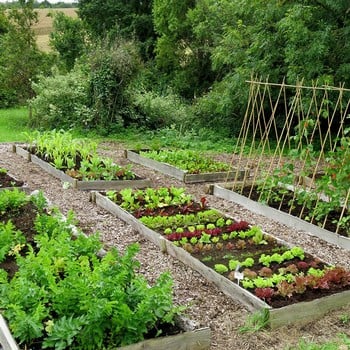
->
[1,142,350,350]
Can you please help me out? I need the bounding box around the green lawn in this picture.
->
[0,107,30,142]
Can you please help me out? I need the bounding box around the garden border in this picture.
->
[12,145,152,191]
[209,183,350,251]
[124,150,246,184]
[91,191,350,328]
[0,315,211,350]
[0,191,211,350]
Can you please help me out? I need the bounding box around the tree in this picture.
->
[78,0,156,60]
[86,38,141,133]
[50,12,86,71]
[153,0,215,98]
[0,0,52,107]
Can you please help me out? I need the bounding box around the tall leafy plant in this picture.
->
[87,39,141,134]
[50,11,87,71]
[29,67,91,129]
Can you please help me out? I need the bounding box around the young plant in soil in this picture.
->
[139,149,231,174]
[23,130,136,181]
[0,189,184,349]
[106,187,196,215]
[254,133,350,236]
[0,168,24,188]
[104,187,350,308]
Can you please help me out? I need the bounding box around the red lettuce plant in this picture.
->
[255,287,275,302]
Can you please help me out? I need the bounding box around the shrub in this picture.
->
[29,66,91,129]
[129,89,192,129]
[87,39,141,134]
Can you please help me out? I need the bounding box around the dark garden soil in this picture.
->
[0,200,185,348]
[0,201,40,278]
[3,143,350,350]
[0,172,24,188]
[191,242,350,308]
[240,186,349,237]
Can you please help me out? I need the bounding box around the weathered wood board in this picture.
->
[92,191,350,328]
[210,183,350,251]
[0,314,210,350]
[0,315,18,350]
[117,327,211,350]
[125,150,246,183]
[12,145,152,190]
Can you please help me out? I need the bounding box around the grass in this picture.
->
[286,333,350,350]
[0,107,30,142]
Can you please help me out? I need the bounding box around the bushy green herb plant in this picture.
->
[0,221,25,263]
[0,209,183,349]
[0,188,29,214]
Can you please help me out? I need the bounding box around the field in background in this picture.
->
[32,8,78,52]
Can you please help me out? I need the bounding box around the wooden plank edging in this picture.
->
[117,327,211,350]
[269,289,350,328]
[125,150,186,181]
[0,315,18,350]
[13,146,152,190]
[125,150,246,183]
[212,184,350,251]
[92,191,350,328]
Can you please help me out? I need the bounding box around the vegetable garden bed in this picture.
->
[0,188,210,350]
[92,188,350,328]
[0,168,25,191]
[12,144,152,191]
[125,149,246,183]
[209,183,350,251]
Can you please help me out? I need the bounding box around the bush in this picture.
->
[192,74,247,136]
[29,67,91,129]
[129,89,192,129]
[87,39,141,134]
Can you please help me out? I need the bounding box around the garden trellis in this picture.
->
[227,78,350,235]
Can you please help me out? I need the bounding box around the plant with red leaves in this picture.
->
[297,261,309,270]
[255,287,275,301]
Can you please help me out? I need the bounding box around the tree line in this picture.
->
[0,0,349,135]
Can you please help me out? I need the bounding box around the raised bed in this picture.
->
[0,315,210,350]
[209,183,350,251]
[0,190,210,350]
[12,145,152,190]
[91,191,350,328]
[125,150,246,184]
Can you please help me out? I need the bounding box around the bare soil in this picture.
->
[0,172,24,188]
[1,142,350,349]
